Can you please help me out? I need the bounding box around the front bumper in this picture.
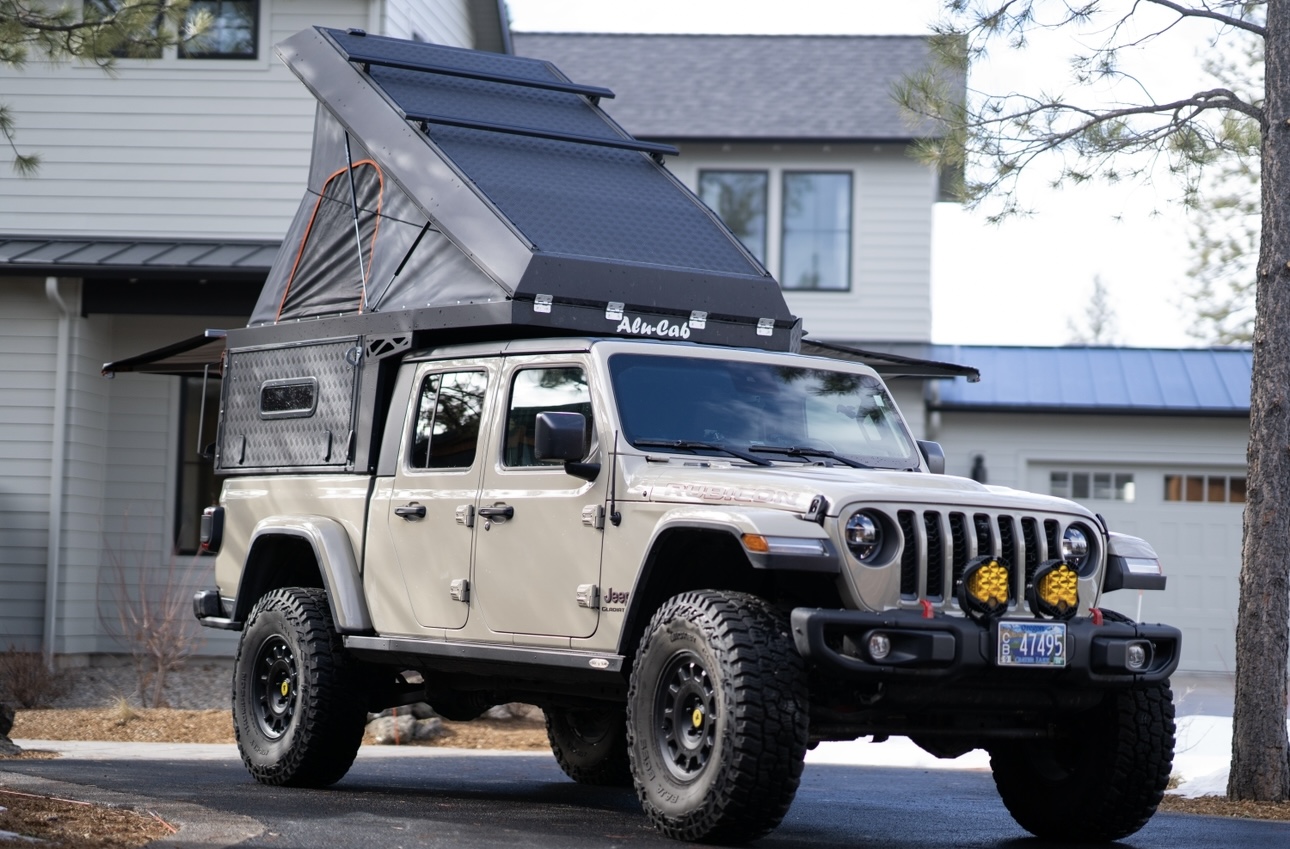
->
[791,607,1180,687]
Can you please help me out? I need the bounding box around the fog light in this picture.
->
[958,557,1010,620]
[868,632,892,661]
[1029,560,1079,620]
[1126,641,1151,671]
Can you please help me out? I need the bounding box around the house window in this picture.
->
[781,172,851,291]
[179,0,258,59]
[84,0,164,58]
[83,0,258,60]
[698,171,768,262]
[1164,474,1246,503]
[176,375,223,554]
[1050,471,1135,502]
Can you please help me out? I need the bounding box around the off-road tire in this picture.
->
[546,707,632,787]
[989,681,1175,842]
[626,590,809,844]
[232,587,368,787]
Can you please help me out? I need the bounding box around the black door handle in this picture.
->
[395,503,426,520]
[477,505,514,521]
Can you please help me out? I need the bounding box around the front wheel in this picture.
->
[626,590,808,844]
[989,682,1176,842]
[232,587,368,787]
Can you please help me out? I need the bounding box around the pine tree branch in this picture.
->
[1141,0,1268,37]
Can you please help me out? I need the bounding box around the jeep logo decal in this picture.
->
[601,587,630,612]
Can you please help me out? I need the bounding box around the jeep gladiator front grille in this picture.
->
[890,508,1074,613]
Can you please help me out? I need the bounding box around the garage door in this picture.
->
[1030,465,1244,674]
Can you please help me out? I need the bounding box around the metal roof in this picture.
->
[511,33,956,141]
[918,345,1253,415]
[0,235,279,279]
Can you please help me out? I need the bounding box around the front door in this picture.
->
[386,365,492,630]
[473,358,605,638]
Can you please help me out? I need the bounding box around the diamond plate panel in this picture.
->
[218,338,361,470]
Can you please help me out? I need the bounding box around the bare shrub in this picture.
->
[0,646,69,708]
[98,520,205,708]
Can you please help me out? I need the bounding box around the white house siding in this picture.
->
[666,143,936,344]
[0,0,367,241]
[385,0,473,45]
[932,410,1249,673]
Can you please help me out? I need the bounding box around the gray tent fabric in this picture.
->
[252,108,502,325]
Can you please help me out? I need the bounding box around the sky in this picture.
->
[504,0,1242,349]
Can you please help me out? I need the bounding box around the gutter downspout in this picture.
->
[43,277,72,669]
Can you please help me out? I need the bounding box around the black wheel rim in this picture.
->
[654,650,716,781]
[567,710,614,746]
[252,634,298,739]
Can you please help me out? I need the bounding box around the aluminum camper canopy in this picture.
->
[241,26,799,353]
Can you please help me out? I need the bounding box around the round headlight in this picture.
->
[1062,525,1091,570]
[845,511,883,562]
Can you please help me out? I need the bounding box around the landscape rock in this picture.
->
[482,702,543,722]
[367,714,445,744]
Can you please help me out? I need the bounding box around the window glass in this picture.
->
[84,0,164,58]
[409,371,487,470]
[180,0,258,58]
[259,378,316,418]
[698,171,768,262]
[1050,469,1134,502]
[609,354,917,469]
[1165,473,1246,504]
[781,172,851,290]
[505,367,592,467]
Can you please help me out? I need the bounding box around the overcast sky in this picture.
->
[505,0,1237,349]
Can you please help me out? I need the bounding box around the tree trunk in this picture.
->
[1231,0,1290,803]
[0,701,19,756]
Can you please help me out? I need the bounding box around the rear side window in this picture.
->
[259,378,317,419]
[409,371,487,469]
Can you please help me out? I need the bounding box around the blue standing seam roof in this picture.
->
[925,346,1252,414]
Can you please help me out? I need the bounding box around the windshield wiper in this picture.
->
[634,439,773,467]
[748,444,870,469]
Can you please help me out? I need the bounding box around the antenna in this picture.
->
[609,430,622,527]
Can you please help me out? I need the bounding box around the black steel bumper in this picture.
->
[192,589,242,631]
[790,607,1180,687]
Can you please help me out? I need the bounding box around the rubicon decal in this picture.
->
[663,482,810,509]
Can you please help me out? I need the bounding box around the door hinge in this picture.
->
[455,504,475,528]
[581,504,605,530]
[450,578,470,602]
[576,583,599,608]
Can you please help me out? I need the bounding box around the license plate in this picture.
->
[997,622,1067,668]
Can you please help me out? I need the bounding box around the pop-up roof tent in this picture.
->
[244,26,798,351]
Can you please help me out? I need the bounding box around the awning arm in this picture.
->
[102,329,228,378]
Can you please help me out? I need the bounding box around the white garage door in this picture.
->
[1030,465,1244,674]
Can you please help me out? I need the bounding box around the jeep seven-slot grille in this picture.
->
[891,508,1069,612]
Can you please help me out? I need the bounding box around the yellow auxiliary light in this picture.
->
[1029,559,1080,620]
[958,557,1011,620]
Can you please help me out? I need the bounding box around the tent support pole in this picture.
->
[343,133,369,308]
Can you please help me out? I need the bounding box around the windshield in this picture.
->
[608,353,918,469]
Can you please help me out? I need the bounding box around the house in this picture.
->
[0,0,509,662]
[513,33,1251,675]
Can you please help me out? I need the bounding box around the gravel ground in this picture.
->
[43,660,234,711]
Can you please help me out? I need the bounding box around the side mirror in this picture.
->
[535,412,599,482]
[917,440,945,475]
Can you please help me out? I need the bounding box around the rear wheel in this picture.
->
[546,707,632,786]
[989,682,1175,842]
[232,587,368,787]
[626,590,808,844]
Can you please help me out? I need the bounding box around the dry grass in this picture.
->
[0,788,172,849]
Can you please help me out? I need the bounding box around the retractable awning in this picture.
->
[800,339,980,382]
[101,330,227,377]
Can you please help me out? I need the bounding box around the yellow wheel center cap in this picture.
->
[691,708,704,728]
[280,680,290,698]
